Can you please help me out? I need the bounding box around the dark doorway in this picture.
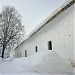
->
[25,50,27,57]
[48,41,52,50]
[35,46,38,52]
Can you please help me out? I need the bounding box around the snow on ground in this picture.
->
[0,50,74,75]
[28,51,73,74]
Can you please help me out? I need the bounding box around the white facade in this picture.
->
[10,1,75,60]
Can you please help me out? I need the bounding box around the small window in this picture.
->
[48,41,52,50]
[35,46,38,52]
[25,50,27,57]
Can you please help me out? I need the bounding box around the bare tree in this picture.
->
[0,6,25,58]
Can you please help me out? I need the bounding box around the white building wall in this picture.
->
[10,4,74,60]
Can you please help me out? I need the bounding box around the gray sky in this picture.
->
[0,0,65,34]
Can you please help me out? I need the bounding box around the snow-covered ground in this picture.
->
[0,51,74,75]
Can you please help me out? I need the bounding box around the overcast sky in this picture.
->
[0,0,65,34]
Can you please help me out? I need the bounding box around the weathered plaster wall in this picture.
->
[10,4,74,60]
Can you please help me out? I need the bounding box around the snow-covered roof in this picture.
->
[14,0,74,50]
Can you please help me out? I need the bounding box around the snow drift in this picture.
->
[23,50,74,74]
[0,51,74,74]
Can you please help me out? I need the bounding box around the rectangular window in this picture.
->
[35,46,38,52]
[48,41,52,50]
[25,50,27,57]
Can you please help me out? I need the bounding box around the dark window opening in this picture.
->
[25,50,27,57]
[48,41,52,50]
[35,46,38,52]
